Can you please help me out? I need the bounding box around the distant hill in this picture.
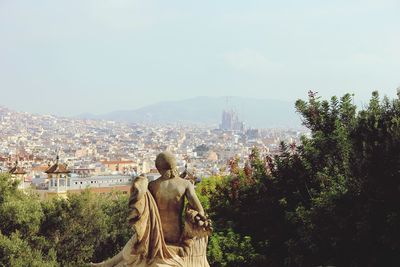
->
[77,96,302,128]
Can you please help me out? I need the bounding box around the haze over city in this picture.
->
[1,0,399,116]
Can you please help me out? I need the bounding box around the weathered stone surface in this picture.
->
[91,152,211,267]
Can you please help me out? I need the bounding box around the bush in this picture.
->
[197,91,400,267]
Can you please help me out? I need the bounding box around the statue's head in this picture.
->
[155,151,177,176]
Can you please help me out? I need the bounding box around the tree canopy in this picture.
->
[200,91,400,267]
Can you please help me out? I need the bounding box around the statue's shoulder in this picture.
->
[148,178,160,191]
[130,175,148,193]
[177,177,194,188]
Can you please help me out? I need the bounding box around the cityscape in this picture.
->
[0,105,306,199]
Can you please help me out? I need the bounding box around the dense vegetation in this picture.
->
[0,91,399,266]
[201,91,400,267]
[0,175,131,266]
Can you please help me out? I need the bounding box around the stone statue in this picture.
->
[91,152,211,267]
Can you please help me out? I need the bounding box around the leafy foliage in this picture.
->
[197,91,400,267]
[0,173,131,266]
[0,174,55,266]
[0,232,57,267]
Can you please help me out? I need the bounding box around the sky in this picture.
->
[0,0,399,116]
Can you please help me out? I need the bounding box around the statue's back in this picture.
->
[149,177,189,244]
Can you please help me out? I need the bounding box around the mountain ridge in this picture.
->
[76,96,302,128]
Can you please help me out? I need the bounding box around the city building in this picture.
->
[8,160,29,189]
[0,105,307,198]
[219,110,245,132]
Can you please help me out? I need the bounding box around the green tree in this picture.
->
[200,91,400,267]
[0,232,57,267]
[93,192,131,262]
[0,173,57,266]
[39,191,108,266]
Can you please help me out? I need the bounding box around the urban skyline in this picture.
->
[0,103,305,199]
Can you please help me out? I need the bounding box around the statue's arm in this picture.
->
[185,182,205,216]
[182,181,212,242]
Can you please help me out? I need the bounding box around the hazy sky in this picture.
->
[0,0,399,116]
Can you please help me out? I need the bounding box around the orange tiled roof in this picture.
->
[45,163,70,174]
[9,166,26,175]
[32,165,49,172]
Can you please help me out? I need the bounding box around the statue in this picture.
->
[91,152,212,267]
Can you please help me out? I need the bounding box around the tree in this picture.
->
[0,173,56,266]
[198,91,400,267]
[0,232,57,267]
[1,171,132,266]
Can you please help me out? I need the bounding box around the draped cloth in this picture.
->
[91,176,209,267]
